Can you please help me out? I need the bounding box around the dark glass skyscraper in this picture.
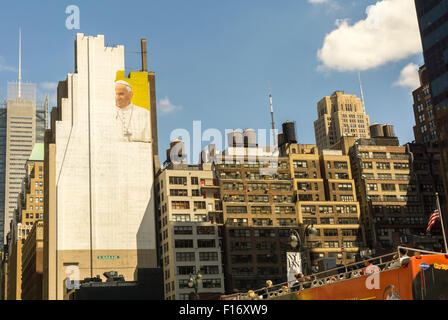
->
[415,1,448,110]
[414,0,448,238]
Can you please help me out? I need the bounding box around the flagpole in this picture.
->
[436,193,448,253]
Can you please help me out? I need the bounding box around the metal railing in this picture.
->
[221,246,444,300]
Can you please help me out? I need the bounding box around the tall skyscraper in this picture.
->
[314,91,371,151]
[414,0,448,231]
[2,82,38,247]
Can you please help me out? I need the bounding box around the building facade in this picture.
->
[348,135,440,252]
[4,143,44,300]
[21,220,44,300]
[44,34,158,300]
[155,150,225,300]
[281,142,363,268]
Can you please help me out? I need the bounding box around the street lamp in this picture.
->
[289,225,319,275]
[188,270,203,300]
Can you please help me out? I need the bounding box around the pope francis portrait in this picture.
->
[114,80,151,143]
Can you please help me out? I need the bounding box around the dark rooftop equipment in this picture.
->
[282,121,297,144]
[369,124,384,138]
[277,132,285,147]
[382,124,395,137]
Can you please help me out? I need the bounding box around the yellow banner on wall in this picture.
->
[115,71,150,111]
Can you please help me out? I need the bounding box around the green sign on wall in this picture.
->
[97,255,120,260]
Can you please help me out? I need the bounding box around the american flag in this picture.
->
[426,206,440,233]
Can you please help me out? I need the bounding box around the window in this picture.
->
[293,160,307,168]
[169,176,187,185]
[338,218,359,224]
[194,201,206,209]
[367,183,378,191]
[334,161,348,169]
[335,172,349,179]
[201,265,220,275]
[202,279,221,288]
[271,184,291,191]
[378,173,392,180]
[248,195,269,203]
[226,206,247,214]
[199,252,218,261]
[254,229,275,238]
[373,152,387,159]
[172,214,191,222]
[320,217,335,224]
[197,239,216,248]
[197,226,215,235]
[342,229,359,236]
[362,162,373,169]
[194,214,207,222]
[381,184,396,191]
[394,163,409,170]
[319,206,334,214]
[376,162,390,170]
[395,174,410,181]
[324,241,339,248]
[172,201,190,210]
[175,240,194,248]
[224,183,245,191]
[301,205,316,214]
[324,229,338,237]
[338,183,353,191]
[173,226,193,235]
[251,206,271,214]
[178,279,191,289]
[223,194,245,202]
[191,177,199,185]
[229,229,250,238]
[177,266,195,275]
[176,252,195,262]
[170,189,188,196]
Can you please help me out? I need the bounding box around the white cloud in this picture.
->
[317,0,422,72]
[309,0,330,3]
[40,82,58,90]
[0,56,16,73]
[158,97,182,115]
[394,63,420,90]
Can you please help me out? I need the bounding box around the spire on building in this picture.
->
[358,71,366,113]
[18,28,22,99]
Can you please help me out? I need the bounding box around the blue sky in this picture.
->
[0,0,424,162]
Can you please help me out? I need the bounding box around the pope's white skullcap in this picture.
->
[115,80,132,92]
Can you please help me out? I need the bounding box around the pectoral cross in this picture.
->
[124,129,132,141]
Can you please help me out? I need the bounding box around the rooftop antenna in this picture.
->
[268,82,277,148]
[43,94,49,129]
[18,27,22,99]
[358,71,366,113]
[268,81,275,132]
